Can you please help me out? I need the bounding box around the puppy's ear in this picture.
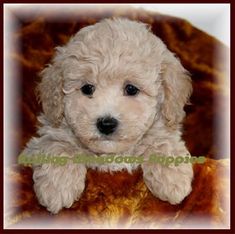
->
[37,53,64,127]
[161,51,192,128]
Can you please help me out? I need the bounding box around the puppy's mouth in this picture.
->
[91,135,136,143]
[81,134,139,154]
[88,138,134,154]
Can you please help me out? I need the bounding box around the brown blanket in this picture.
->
[6,6,229,228]
[5,159,229,228]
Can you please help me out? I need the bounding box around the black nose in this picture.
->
[96,116,118,135]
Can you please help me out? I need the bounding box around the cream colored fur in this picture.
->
[23,18,193,214]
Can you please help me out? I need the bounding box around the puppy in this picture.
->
[23,18,193,214]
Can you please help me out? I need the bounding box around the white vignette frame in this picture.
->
[3,3,230,229]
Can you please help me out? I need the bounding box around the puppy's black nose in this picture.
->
[96,116,118,135]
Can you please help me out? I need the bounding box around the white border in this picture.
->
[3,3,231,229]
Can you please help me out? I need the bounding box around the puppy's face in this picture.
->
[63,59,162,154]
[39,19,191,155]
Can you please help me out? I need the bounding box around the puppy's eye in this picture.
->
[81,84,95,96]
[124,84,139,96]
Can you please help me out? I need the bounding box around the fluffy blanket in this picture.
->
[6,159,229,228]
[5,6,229,228]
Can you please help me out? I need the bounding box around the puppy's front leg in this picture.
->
[33,162,86,214]
[23,139,87,214]
[142,155,193,205]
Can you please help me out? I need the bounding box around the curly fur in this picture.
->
[23,18,193,214]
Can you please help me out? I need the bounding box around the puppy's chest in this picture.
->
[87,155,141,173]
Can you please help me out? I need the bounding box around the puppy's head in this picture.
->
[38,18,192,154]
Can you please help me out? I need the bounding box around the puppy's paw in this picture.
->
[142,163,193,205]
[33,164,87,214]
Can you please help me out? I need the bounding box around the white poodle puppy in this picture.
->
[23,18,193,214]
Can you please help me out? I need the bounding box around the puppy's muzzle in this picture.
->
[96,116,118,135]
